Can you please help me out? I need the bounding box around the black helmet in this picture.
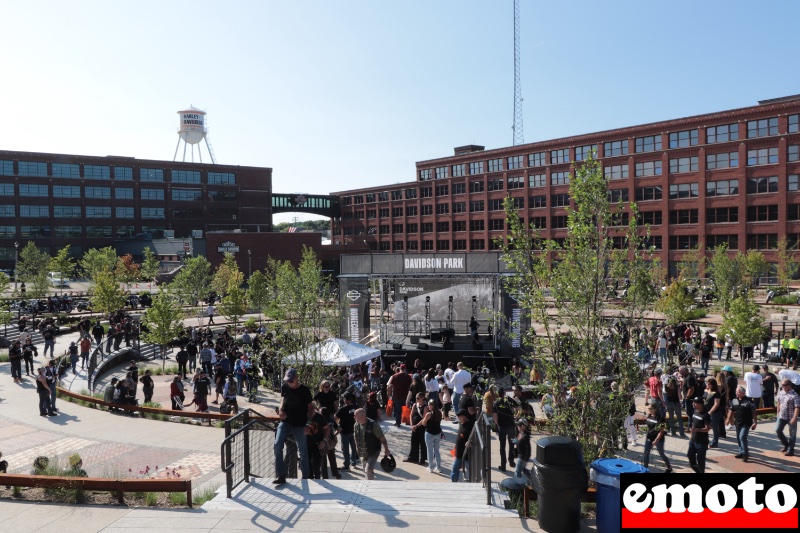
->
[380,454,396,473]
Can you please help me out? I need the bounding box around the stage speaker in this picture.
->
[430,331,443,343]
[392,343,403,350]
[417,343,429,350]
[443,339,454,350]
[410,336,420,344]
[473,342,483,350]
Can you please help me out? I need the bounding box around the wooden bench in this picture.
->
[0,474,193,507]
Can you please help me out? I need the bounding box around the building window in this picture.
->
[392,224,403,234]
[635,185,663,201]
[531,216,547,229]
[488,158,503,172]
[470,239,485,250]
[452,183,466,195]
[469,161,484,175]
[707,123,738,144]
[52,163,80,178]
[436,203,449,215]
[706,152,739,169]
[354,211,365,220]
[434,167,448,180]
[637,211,662,225]
[366,210,376,220]
[436,221,449,232]
[706,207,738,223]
[747,117,778,138]
[437,240,450,251]
[341,197,352,206]
[378,192,389,202]
[453,239,467,251]
[510,197,524,209]
[641,236,663,250]
[141,207,164,219]
[490,219,504,231]
[0,160,14,176]
[406,223,418,233]
[552,193,570,207]
[669,156,698,174]
[19,184,49,197]
[706,179,738,197]
[669,209,699,224]
[208,172,236,185]
[551,171,570,185]
[141,188,165,200]
[529,174,546,188]
[453,220,466,232]
[171,170,201,184]
[84,165,111,180]
[604,164,629,180]
[451,164,465,177]
[789,175,799,192]
[669,130,698,149]
[422,240,433,251]
[747,147,779,166]
[21,205,50,217]
[114,166,133,180]
[436,185,449,196]
[114,226,134,238]
[392,207,403,217]
[365,193,376,203]
[489,199,503,211]
[746,205,778,222]
[551,216,568,229]
[574,145,597,161]
[20,226,50,238]
[635,160,662,177]
[86,206,111,218]
[378,208,389,218]
[140,168,164,182]
[55,226,82,239]
[608,188,629,203]
[604,140,629,157]
[378,241,389,251]
[487,178,503,192]
[707,235,738,249]
[669,235,699,250]
[420,187,432,198]
[529,152,547,167]
[391,190,403,201]
[116,207,134,218]
[115,187,133,199]
[507,176,524,189]
[85,226,112,238]
[551,148,569,164]
[380,224,390,234]
[508,155,524,169]
[421,205,433,216]
[470,200,484,212]
[172,188,203,201]
[635,135,662,153]
[529,195,546,208]
[0,183,12,196]
[406,206,417,216]
[470,220,485,232]
[173,208,203,219]
[610,213,630,227]
[788,115,799,134]
[470,180,484,193]
[789,146,799,162]
[0,225,15,238]
[419,169,431,181]
[407,240,418,251]
[84,186,111,199]
[746,176,778,194]
[18,161,48,177]
[668,183,699,199]
[0,205,15,217]
[453,202,466,213]
[747,234,778,249]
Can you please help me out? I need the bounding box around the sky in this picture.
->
[1,1,799,224]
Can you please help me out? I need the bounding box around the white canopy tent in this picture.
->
[285,338,380,368]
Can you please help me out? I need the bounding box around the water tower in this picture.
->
[173,106,217,164]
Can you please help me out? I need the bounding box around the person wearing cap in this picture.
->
[273,368,314,485]
[744,365,763,408]
[140,369,154,404]
[451,409,474,482]
[387,364,412,427]
[493,386,517,471]
[688,396,711,473]
[776,378,800,456]
[458,382,478,422]
[68,341,79,373]
[642,402,672,474]
[727,386,757,462]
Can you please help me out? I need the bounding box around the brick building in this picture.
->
[332,95,800,276]
[0,150,271,267]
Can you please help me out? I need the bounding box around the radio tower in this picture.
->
[512,0,524,146]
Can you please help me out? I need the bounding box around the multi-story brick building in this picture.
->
[0,150,271,267]
[332,95,800,276]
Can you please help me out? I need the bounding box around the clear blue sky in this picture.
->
[1,1,798,223]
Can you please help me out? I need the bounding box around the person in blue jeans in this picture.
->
[450,409,474,482]
[273,368,313,485]
[335,394,359,470]
[727,386,757,461]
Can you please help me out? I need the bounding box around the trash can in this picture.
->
[591,459,649,533]
[530,437,588,533]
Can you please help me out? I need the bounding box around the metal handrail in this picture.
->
[463,413,492,505]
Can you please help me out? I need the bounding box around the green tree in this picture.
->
[707,245,742,314]
[212,253,244,296]
[677,244,705,281]
[17,242,50,298]
[218,286,248,338]
[719,291,765,375]
[91,269,126,317]
[500,153,648,467]
[115,254,141,285]
[775,238,799,287]
[740,250,768,288]
[171,256,212,322]
[0,271,11,336]
[246,270,269,323]
[655,280,696,325]
[141,288,185,370]
[49,246,76,295]
[140,247,161,283]
[80,247,118,282]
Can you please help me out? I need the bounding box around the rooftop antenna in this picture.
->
[512,0,524,146]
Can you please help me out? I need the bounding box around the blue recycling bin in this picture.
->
[591,459,649,533]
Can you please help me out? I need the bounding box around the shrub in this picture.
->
[686,308,707,320]
[771,295,798,305]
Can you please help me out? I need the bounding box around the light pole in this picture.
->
[13,240,19,293]
[248,248,252,277]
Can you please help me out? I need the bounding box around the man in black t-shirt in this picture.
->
[492,387,517,471]
[459,382,478,420]
[335,394,359,470]
[688,397,711,474]
[273,368,314,485]
[451,409,475,482]
[727,385,757,461]
[680,366,697,420]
